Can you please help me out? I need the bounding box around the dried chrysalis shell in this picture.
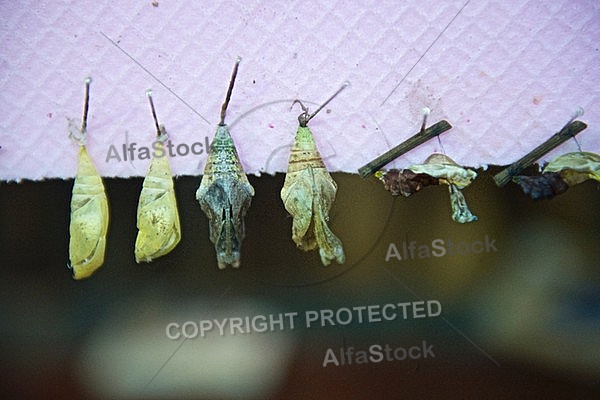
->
[377,153,478,223]
[281,125,345,266]
[135,140,181,263]
[196,124,255,269]
[410,153,477,189]
[512,173,568,199]
[543,152,600,186]
[69,146,109,279]
[374,169,439,197]
[446,182,478,223]
[408,154,478,223]
[514,152,600,199]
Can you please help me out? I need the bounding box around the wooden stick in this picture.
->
[358,120,452,178]
[493,120,587,187]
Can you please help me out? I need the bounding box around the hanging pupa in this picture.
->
[134,90,181,262]
[280,83,348,266]
[68,77,109,280]
[513,152,600,199]
[196,57,255,269]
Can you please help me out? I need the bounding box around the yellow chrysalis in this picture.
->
[68,78,110,280]
[135,91,181,263]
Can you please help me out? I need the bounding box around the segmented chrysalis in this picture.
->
[134,90,181,263]
[513,151,600,199]
[196,57,255,269]
[68,77,110,280]
[377,153,478,223]
[280,83,348,266]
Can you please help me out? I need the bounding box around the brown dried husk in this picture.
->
[377,153,478,223]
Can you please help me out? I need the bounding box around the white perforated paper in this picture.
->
[0,0,598,181]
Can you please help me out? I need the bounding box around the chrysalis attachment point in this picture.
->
[570,106,584,122]
[493,117,588,187]
[568,107,585,152]
[358,119,453,178]
[68,77,93,145]
[145,89,165,138]
[420,107,431,132]
[81,78,91,133]
[219,58,241,125]
[293,82,349,127]
[304,82,348,125]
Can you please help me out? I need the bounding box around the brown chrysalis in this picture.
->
[376,169,440,197]
[280,83,348,266]
[513,151,600,200]
[196,57,255,269]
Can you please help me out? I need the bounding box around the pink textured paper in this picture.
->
[0,0,598,181]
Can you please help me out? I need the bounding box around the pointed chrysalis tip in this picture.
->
[146,89,153,97]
